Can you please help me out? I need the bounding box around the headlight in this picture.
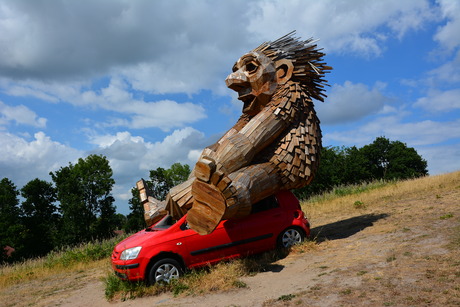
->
[120,246,142,260]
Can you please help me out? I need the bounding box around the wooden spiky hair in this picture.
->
[253,31,332,102]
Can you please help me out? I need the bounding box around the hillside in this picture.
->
[1,171,459,306]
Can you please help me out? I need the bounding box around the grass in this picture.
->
[104,257,249,300]
[440,213,454,220]
[449,224,460,250]
[0,235,126,289]
[104,242,319,301]
[301,171,460,221]
[304,180,394,204]
[278,293,296,301]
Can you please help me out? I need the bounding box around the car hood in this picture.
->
[114,228,168,252]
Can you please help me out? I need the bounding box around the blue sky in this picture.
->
[1,0,459,215]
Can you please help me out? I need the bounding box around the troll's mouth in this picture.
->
[238,93,256,112]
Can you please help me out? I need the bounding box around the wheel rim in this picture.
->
[282,228,302,247]
[155,263,180,283]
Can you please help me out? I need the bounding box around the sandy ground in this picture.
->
[3,182,460,307]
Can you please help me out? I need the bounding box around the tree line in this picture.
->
[1,155,122,262]
[1,137,427,262]
[294,137,428,198]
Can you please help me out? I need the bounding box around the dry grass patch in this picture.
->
[105,243,318,301]
[105,259,248,301]
[0,236,123,289]
[175,261,247,295]
[301,171,460,224]
[0,257,108,289]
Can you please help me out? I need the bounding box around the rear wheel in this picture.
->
[147,258,183,285]
[278,227,305,248]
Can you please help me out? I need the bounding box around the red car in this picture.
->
[111,190,310,285]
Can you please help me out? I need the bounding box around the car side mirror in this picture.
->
[180,222,190,231]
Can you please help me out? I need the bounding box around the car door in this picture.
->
[231,195,288,254]
[180,219,240,267]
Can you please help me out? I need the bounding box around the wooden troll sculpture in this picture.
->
[138,32,331,235]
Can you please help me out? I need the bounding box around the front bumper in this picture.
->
[115,263,140,270]
[112,261,144,281]
[111,251,144,281]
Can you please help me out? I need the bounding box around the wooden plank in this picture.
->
[210,169,224,186]
[217,176,232,192]
[189,181,227,235]
[194,157,216,182]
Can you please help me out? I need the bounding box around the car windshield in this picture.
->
[146,215,175,231]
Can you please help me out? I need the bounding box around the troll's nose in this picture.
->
[225,70,249,92]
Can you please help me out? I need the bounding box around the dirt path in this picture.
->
[3,178,460,306]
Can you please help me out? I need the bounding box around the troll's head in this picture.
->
[225,31,331,116]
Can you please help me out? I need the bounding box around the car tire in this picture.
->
[277,227,305,248]
[147,258,183,285]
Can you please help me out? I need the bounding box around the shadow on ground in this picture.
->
[311,213,389,242]
[239,214,388,274]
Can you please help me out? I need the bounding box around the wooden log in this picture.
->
[144,197,167,227]
[217,176,232,192]
[210,169,224,186]
[136,179,149,203]
[194,157,216,182]
[188,180,227,235]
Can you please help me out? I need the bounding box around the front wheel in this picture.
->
[147,258,183,285]
[278,227,305,248]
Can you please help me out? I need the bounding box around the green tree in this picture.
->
[166,163,192,185]
[0,178,26,262]
[148,163,191,200]
[50,154,117,245]
[124,187,145,232]
[113,213,127,231]
[342,146,373,184]
[20,178,60,257]
[295,137,428,199]
[360,137,428,180]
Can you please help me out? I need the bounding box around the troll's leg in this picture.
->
[187,163,283,234]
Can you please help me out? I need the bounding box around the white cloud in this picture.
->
[0,127,210,213]
[1,77,207,131]
[427,49,460,85]
[0,0,251,94]
[316,81,389,125]
[80,78,208,130]
[87,128,211,207]
[0,0,439,92]
[434,0,460,51]
[248,0,435,56]
[140,127,208,171]
[0,131,82,187]
[323,114,460,176]
[414,88,460,111]
[325,116,460,147]
[5,85,60,102]
[417,143,460,175]
[0,101,47,128]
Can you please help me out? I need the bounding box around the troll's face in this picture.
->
[226,52,292,116]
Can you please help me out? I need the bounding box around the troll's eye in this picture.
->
[246,62,258,73]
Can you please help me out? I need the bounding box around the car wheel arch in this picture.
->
[277,226,306,248]
[145,252,186,278]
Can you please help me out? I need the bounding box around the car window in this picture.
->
[250,195,279,214]
[151,215,174,229]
